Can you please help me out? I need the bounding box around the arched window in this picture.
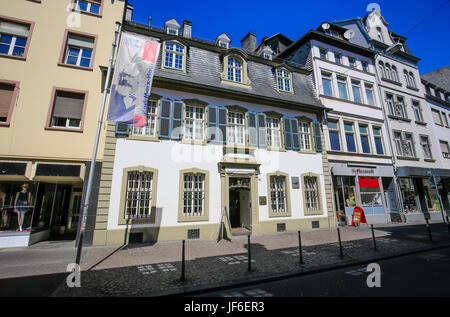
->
[227,57,242,82]
[391,66,399,82]
[408,72,416,88]
[403,70,410,86]
[385,63,391,80]
[378,61,385,78]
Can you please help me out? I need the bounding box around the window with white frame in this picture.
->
[64,33,94,68]
[125,171,153,218]
[351,80,363,104]
[328,120,341,151]
[440,140,450,159]
[362,61,369,72]
[372,126,384,155]
[319,48,328,60]
[164,42,184,70]
[227,111,245,145]
[431,109,443,125]
[364,83,375,106]
[442,111,449,127]
[394,131,416,157]
[334,52,342,64]
[0,19,30,57]
[50,90,85,129]
[269,175,287,213]
[412,101,424,123]
[304,176,320,212]
[337,76,348,100]
[348,57,356,69]
[277,69,291,92]
[408,72,416,88]
[359,124,371,154]
[266,117,282,148]
[393,96,407,118]
[299,121,312,151]
[182,173,205,217]
[420,135,433,159]
[391,66,399,82]
[227,57,242,82]
[184,105,205,141]
[75,0,101,14]
[344,122,356,152]
[321,72,333,97]
[132,100,158,137]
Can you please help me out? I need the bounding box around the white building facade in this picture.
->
[92,17,335,245]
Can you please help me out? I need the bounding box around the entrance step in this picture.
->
[231,227,251,236]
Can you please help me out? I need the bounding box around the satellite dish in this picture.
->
[344,30,355,39]
[321,23,330,30]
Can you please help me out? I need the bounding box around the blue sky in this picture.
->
[129,0,449,74]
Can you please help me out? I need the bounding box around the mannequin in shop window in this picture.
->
[0,185,6,228]
[14,184,32,232]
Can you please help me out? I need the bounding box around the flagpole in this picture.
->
[75,21,121,265]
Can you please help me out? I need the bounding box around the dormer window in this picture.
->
[227,57,242,82]
[219,41,228,49]
[163,42,185,71]
[164,18,181,36]
[167,28,178,35]
[263,52,272,60]
[221,53,250,86]
[276,69,292,93]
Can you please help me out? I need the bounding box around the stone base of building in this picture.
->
[92,216,335,246]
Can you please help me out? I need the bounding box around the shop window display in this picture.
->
[399,178,419,213]
[0,182,37,233]
[423,179,441,212]
[359,177,383,208]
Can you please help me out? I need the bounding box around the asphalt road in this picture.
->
[197,245,450,297]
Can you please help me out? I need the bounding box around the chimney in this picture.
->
[241,32,257,52]
[182,20,192,38]
[125,3,134,21]
[148,16,152,26]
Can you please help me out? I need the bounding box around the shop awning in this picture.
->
[359,177,379,188]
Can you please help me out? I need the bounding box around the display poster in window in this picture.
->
[107,32,160,127]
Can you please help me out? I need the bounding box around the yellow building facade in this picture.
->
[0,0,126,247]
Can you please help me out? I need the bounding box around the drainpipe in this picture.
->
[373,52,405,221]
[323,108,339,228]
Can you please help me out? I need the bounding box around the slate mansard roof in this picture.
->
[421,66,450,93]
[123,21,325,112]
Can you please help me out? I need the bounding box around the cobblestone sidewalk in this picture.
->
[52,223,450,297]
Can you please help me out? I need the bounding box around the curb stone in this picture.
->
[149,242,450,297]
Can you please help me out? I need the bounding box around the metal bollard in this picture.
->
[180,240,186,282]
[298,230,304,265]
[371,224,377,251]
[247,234,252,272]
[337,227,344,257]
[425,219,432,242]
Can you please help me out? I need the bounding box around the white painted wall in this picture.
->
[107,88,328,230]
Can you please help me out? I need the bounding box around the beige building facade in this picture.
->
[0,0,126,247]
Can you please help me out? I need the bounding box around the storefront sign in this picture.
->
[352,207,368,227]
[351,168,375,174]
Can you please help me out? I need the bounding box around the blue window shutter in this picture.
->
[248,111,258,147]
[257,113,267,148]
[158,99,172,138]
[207,105,218,142]
[171,101,184,140]
[217,106,227,144]
[291,118,300,150]
[283,117,293,150]
[313,120,322,153]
